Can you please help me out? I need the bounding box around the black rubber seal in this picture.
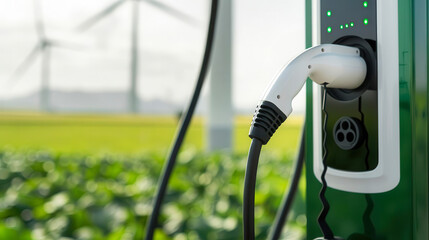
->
[249,101,287,145]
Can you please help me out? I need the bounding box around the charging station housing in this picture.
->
[312,0,400,194]
[305,0,429,239]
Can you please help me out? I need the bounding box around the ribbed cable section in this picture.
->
[249,101,287,145]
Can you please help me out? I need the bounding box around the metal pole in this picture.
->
[130,0,140,113]
[41,46,50,112]
[207,0,233,151]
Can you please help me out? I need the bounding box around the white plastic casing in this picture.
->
[262,44,366,117]
[308,50,366,89]
[312,0,400,193]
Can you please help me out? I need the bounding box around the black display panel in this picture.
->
[320,0,378,172]
[321,0,377,43]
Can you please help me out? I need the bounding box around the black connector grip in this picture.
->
[249,101,287,145]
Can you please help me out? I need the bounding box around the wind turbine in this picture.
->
[12,0,80,112]
[78,0,197,114]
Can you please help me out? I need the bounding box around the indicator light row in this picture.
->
[340,22,354,29]
[327,19,369,33]
[325,1,370,33]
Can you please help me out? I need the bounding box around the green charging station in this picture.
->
[305,0,428,239]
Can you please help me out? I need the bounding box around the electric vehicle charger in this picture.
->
[144,1,218,239]
[243,44,367,240]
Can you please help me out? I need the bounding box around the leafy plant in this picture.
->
[0,149,305,239]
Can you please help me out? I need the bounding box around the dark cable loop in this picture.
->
[144,1,218,239]
[268,124,306,240]
[317,84,335,239]
[358,97,370,170]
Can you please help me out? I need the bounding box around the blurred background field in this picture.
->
[0,148,306,240]
[0,112,303,155]
[0,0,307,238]
[0,112,305,240]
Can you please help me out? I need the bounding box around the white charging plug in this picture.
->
[249,44,366,145]
[262,44,366,117]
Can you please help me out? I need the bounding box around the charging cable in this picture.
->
[243,44,366,240]
[144,1,218,239]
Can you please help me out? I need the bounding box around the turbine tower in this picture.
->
[12,0,77,112]
[78,0,196,113]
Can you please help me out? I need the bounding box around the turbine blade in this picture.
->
[77,0,127,31]
[33,0,46,38]
[145,0,198,26]
[12,44,41,78]
[49,40,87,51]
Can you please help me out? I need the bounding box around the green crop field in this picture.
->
[0,112,304,156]
[0,112,306,239]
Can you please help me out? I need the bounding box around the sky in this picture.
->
[0,0,306,114]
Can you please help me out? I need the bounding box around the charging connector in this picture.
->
[249,44,366,144]
[244,44,367,240]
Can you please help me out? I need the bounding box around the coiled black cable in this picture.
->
[144,1,218,239]
[359,97,376,239]
[268,125,305,240]
[317,84,334,239]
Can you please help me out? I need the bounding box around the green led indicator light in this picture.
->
[345,24,349,28]
[327,27,332,33]
[340,25,344,29]
[327,11,332,17]
[364,18,369,25]
[363,1,368,7]
[350,22,354,27]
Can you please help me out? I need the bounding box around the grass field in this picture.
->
[0,112,304,156]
